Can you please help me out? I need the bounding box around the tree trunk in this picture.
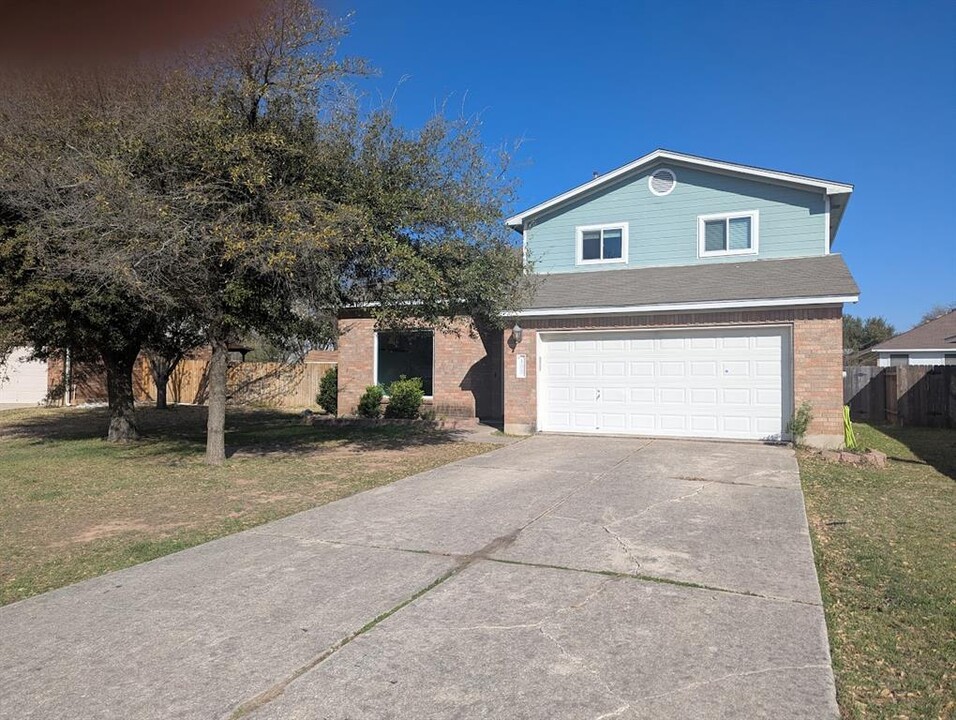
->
[205,335,228,465]
[103,350,140,442]
[156,374,169,410]
[146,353,182,410]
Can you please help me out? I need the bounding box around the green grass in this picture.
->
[0,405,496,606]
[800,423,956,720]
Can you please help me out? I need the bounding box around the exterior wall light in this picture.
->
[512,323,523,344]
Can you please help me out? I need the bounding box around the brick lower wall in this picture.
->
[337,318,503,421]
[503,306,845,446]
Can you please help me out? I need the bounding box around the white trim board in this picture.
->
[512,294,859,318]
[506,149,854,229]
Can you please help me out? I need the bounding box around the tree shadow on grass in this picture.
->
[0,405,472,459]
[875,424,956,483]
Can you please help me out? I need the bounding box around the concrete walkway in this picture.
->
[0,436,838,719]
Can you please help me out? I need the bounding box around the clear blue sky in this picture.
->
[330,0,955,331]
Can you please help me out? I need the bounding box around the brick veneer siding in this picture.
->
[503,305,845,447]
[337,318,503,421]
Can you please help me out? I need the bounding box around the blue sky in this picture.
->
[331,0,956,330]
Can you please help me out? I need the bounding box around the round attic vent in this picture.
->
[648,168,677,196]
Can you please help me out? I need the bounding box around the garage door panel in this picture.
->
[546,361,570,376]
[539,328,790,441]
[659,388,686,404]
[602,361,626,376]
[754,335,782,349]
[547,387,571,402]
[602,388,627,403]
[722,388,751,404]
[629,338,654,351]
[660,415,686,431]
[754,389,782,406]
[721,336,750,349]
[721,361,750,377]
[690,361,717,377]
[660,362,685,377]
[690,415,719,432]
[629,388,654,403]
[722,416,752,433]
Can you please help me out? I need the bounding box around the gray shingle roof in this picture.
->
[872,310,956,351]
[525,254,859,311]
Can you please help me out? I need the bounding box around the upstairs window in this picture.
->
[697,211,759,257]
[576,223,628,265]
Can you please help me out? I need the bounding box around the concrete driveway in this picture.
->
[0,436,838,719]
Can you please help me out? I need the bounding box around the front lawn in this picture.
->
[800,423,956,720]
[0,405,496,606]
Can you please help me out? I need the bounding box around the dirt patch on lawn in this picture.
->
[72,519,186,543]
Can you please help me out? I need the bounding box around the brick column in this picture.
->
[503,327,537,435]
[792,309,845,448]
[336,318,376,416]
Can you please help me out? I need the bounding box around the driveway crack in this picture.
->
[224,530,525,720]
[538,624,631,718]
[606,481,714,529]
[628,663,832,704]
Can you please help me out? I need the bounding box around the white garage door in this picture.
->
[0,347,49,405]
[539,327,791,441]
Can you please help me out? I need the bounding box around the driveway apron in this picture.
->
[0,435,838,719]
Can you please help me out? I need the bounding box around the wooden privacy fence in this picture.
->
[136,359,336,409]
[844,365,956,428]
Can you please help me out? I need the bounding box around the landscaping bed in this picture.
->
[0,405,496,606]
[799,423,955,719]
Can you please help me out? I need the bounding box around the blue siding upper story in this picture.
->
[524,164,827,274]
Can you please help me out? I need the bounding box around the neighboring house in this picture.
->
[0,347,50,405]
[871,310,956,367]
[337,149,859,448]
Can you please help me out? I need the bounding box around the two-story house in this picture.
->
[337,149,859,448]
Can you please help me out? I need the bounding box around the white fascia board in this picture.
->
[505,149,854,228]
[510,294,860,318]
[874,348,956,354]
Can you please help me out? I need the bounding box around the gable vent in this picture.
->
[648,168,677,196]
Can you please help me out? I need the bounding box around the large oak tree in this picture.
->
[0,0,528,461]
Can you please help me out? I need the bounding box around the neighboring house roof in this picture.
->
[515,254,859,317]
[505,149,854,245]
[872,310,956,352]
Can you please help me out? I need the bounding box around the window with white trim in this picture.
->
[576,223,628,265]
[697,211,758,257]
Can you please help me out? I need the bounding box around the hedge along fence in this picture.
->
[135,358,336,409]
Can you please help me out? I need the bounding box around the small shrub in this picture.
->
[357,385,384,418]
[316,366,338,415]
[787,401,813,446]
[384,376,424,419]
